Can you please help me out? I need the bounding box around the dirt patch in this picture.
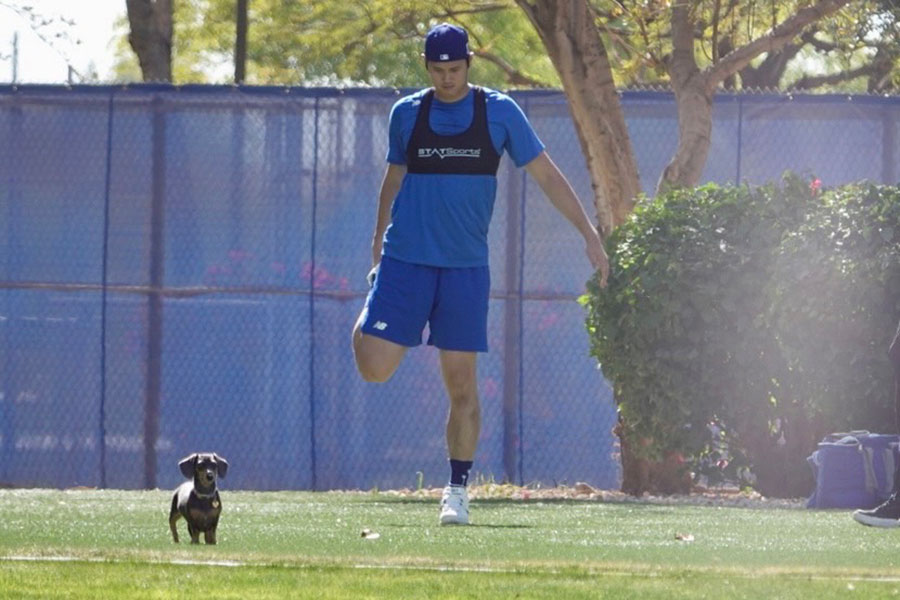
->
[358,482,807,510]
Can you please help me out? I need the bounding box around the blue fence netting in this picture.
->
[1,84,897,491]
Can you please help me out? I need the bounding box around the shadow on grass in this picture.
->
[353,494,806,512]
[384,522,533,529]
[363,496,673,510]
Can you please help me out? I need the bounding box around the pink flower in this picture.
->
[301,262,343,289]
[809,178,822,194]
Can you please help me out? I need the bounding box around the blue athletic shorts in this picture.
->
[360,255,490,352]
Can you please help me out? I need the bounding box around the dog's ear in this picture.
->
[179,454,198,478]
[213,454,228,478]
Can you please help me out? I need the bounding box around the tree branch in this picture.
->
[801,30,839,53]
[711,0,722,63]
[472,49,549,87]
[705,0,853,92]
[738,38,805,89]
[435,4,511,19]
[0,0,83,78]
[789,46,896,92]
[666,0,700,86]
[789,63,878,90]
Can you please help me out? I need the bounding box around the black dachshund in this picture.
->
[169,452,228,544]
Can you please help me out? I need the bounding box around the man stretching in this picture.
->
[352,23,608,525]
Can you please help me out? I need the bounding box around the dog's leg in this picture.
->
[204,528,217,545]
[169,496,181,543]
[188,522,200,544]
[169,515,181,543]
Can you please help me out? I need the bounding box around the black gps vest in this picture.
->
[405,87,502,176]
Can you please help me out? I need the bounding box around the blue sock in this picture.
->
[449,459,473,487]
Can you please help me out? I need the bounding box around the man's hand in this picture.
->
[585,230,609,288]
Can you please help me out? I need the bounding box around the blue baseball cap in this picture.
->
[424,23,473,62]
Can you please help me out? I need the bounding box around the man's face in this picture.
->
[426,59,470,102]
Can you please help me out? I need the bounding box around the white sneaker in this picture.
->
[439,485,469,525]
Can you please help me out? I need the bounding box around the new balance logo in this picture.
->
[417,147,481,160]
[373,321,388,331]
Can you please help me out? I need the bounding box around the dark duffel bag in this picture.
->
[807,431,900,509]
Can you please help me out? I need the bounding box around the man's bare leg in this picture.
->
[351,313,408,383]
[440,350,480,460]
[438,350,479,525]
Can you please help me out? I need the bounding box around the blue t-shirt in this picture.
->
[383,87,544,267]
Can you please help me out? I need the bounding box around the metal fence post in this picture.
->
[884,105,896,184]
[502,153,526,486]
[736,94,744,185]
[99,90,116,489]
[0,93,22,485]
[308,97,320,490]
[144,95,166,490]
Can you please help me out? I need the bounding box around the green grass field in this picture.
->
[1,487,899,599]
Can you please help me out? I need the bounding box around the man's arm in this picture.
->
[371,163,407,267]
[525,151,609,287]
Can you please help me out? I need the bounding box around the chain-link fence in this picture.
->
[0,85,897,491]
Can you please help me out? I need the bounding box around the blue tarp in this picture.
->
[0,85,897,490]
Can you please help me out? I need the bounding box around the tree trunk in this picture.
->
[235,0,249,84]
[657,1,712,193]
[514,0,641,236]
[658,80,713,194]
[736,414,823,498]
[658,0,853,193]
[126,0,173,82]
[615,420,692,495]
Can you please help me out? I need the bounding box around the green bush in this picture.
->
[771,182,900,432]
[583,176,900,496]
